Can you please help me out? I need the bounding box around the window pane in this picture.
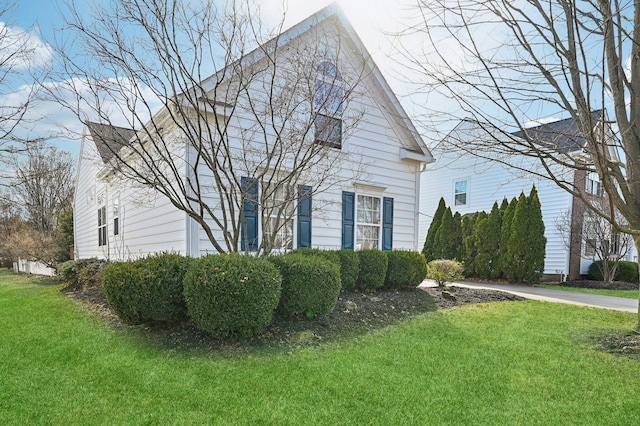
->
[267,217,293,250]
[455,180,467,193]
[314,79,344,115]
[315,114,342,148]
[356,225,379,250]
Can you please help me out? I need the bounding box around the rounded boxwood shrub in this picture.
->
[183,254,282,339]
[102,253,190,325]
[268,253,341,318]
[384,251,428,289]
[59,258,108,289]
[336,250,360,291]
[588,260,639,282]
[356,249,388,290]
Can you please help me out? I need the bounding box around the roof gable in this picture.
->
[86,121,135,163]
[512,110,604,154]
[198,2,431,160]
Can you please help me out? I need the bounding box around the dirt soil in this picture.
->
[61,284,524,352]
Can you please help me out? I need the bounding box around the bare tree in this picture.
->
[11,142,75,237]
[0,143,74,266]
[0,0,49,172]
[51,0,368,255]
[402,0,640,326]
[556,200,633,283]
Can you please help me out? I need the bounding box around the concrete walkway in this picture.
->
[420,280,638,313]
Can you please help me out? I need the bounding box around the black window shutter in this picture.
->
[382,197,393,251]
[342,191,355,250]
[241,177,258,252]
[297,185,312,248]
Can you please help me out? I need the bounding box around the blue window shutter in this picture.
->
[382,197,393,251]
[241,177,258,252]
[342,191,355,250]
[297,185,312,248]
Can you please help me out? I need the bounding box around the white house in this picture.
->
[73,4,433,261]
[420,118,636,280]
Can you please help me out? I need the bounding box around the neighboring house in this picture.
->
[73,4,433,261]
[420,117,636,280]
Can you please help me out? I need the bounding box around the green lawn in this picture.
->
[2,270,640,425]
[537,284,639,300]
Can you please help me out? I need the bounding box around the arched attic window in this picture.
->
[314,61,344,149]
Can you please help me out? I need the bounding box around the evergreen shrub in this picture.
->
[268,253,341,318]
[336,250,360,291]
[102,253,190,325]
[356,249,388,290]
[384,251,428,289]
[58,258,107,289]
[588,260,639,282]
[183,254,281,339]
[291,248,341,266]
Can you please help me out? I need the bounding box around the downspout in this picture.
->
[415,162,427,251]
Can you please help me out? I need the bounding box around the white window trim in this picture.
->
[453,179,469,206]
[355,193,382,251]
[263,184,295,251]
[98,205,107,247]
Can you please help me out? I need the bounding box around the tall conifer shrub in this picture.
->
[423,197,446,262]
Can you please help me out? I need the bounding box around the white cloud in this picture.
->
[0,22,52,69]
[0,77,163,158]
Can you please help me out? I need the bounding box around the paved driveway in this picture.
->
[420,280,638,313]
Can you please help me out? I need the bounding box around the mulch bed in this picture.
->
[61,284,524,352]
[559,280,638,291]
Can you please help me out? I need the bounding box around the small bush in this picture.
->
[102,253,190,325]
[427,259,464,287]
[588,260,639,282]
[184,254,282,339]
[336,250,360,291]
[58,258,107,289]
[356,249,388,290]
[268,253,341,318]
[384,251,428,289]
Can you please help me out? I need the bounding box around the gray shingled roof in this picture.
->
[512,110,603,154]
[86,121,135,163]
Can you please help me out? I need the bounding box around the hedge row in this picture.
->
[424,186,546,283]
[68,249,427,340]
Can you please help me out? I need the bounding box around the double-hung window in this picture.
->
[264,185,294,250]
[342,191,393,251]
[98,206,107,246]
[454,180,468,206]
[356,195,381,250]
[242,178,312,252]
[113,200,120,236]
[314,61,344,149]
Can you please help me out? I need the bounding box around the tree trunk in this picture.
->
[634,234,640,331]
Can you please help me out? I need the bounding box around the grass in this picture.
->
[2,269,640,424]
[537,284,639,300]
